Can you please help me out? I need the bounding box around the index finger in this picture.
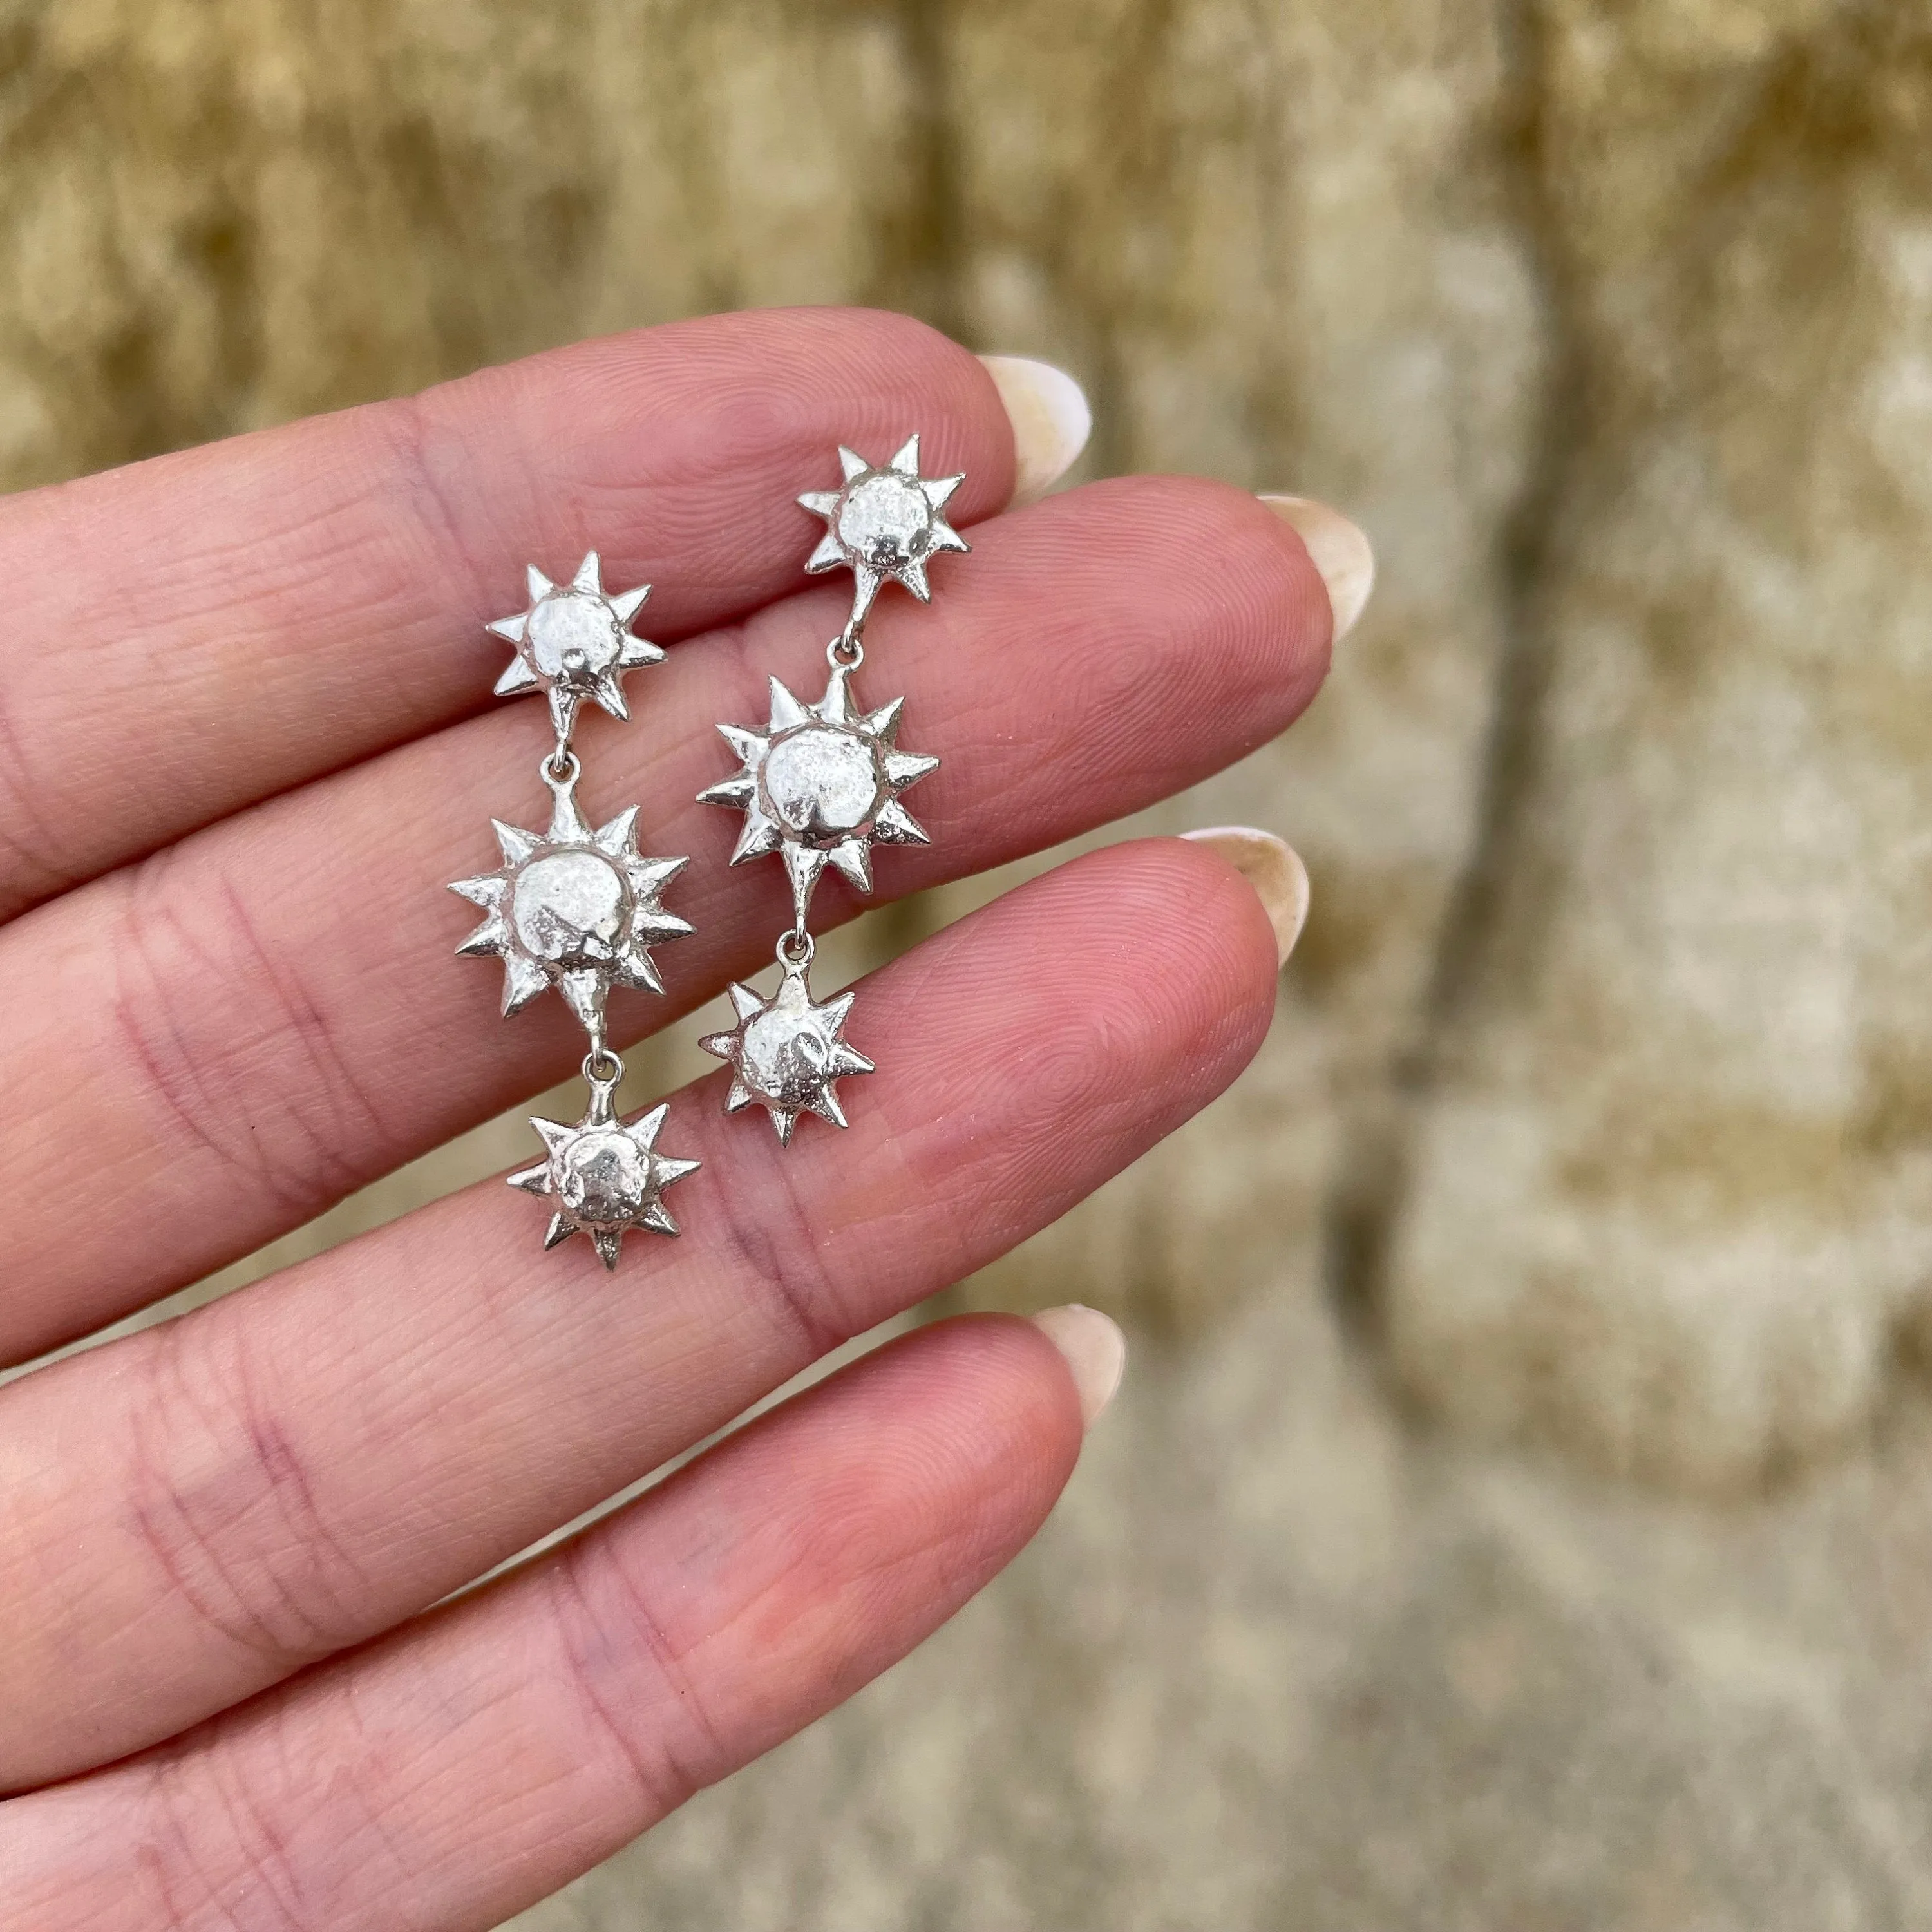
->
[0,308,1025,920]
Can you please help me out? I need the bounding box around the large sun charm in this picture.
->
[509,1095,699,1269]
[450,772,692,1030]
[701,962,874,1143]
[799,435,969,622]
[696,664,938,929]
[486,551,663,739]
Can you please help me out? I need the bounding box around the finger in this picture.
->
[0,308,1018,920]
[0,477,1324,1362]
[0,1314,1087,1932]
[0,838,1275,1788]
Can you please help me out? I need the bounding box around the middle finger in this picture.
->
[0,475,1325,1364]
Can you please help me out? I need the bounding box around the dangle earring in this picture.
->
[697,437,965,1141]
[449,553,700,1265]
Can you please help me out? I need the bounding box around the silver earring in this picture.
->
[697,437,967,1142]
[449,553,700,1265]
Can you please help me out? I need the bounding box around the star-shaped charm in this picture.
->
[798,435,969,621]
[696,663,939,929]
[701,961,875,1143]
[509,1095,699,1269]
[450,773,692,1032]
[486,552,664,739]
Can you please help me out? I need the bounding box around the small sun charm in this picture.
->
[487,551,663,740]
[510,1088,699,1269]
[449,758,692,1030]
[453,550,697,1265]
[700,433,967,1144]
[799,435,967,622]
[697,663,939,928]
[701,945,875,1143]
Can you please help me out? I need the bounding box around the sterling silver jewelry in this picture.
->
[450,553,699,1265]
[699,437,966,1141]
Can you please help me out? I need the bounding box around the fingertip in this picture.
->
[1028,1304,1127,1429]
[1258,493,1375,641]
[1010,475,1334,726]
[1103,834,1288,1021]
[1179,826,1310,966]
[855,1315,1092,1537]
[977,354,1092,507]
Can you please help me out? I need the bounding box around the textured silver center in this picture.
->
[759,725,883,840]
[837,474,932,567]
[556,1130,650,1227]
[741,1008,834,1104]
[511,850,630,965]
[526,592,623,678]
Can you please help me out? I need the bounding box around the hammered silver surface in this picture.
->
[510,849,630,965]
[798,434,968,618]
[450,766,692,1034]
[700,960,874,1144]
[526,589,623,678]
[698,663,937,930]
[486,551,663,739]
[509,1092,699,1267]
[760,726,882,838]
[556,1128,651,1226]
[837,470,934,569]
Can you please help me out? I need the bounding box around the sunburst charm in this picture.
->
[798,435,969,621]
[450,768,692,1030]
[458,540,696,1266]
[699,429,967,1151]
[701,961,875,1143]
[509,1096,699,1269]
[486,551,663,739]
[696,663,939,929]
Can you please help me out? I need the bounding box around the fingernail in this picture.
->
[1259,494,1375,642]
[1030,1303,1127,1429]
[980,355,1092,509]
[1180,826,1310,966]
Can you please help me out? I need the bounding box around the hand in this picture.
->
[0,309,1334,1930]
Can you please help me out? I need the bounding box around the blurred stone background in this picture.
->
[8,0,1932,1924]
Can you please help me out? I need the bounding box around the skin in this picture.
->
[0,307,1331,1931]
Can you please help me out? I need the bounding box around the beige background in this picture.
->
[9,1,1932,1924]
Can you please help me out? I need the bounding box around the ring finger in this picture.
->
[0,836,1280,1788]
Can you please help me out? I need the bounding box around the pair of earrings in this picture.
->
[449,437,969,1267]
